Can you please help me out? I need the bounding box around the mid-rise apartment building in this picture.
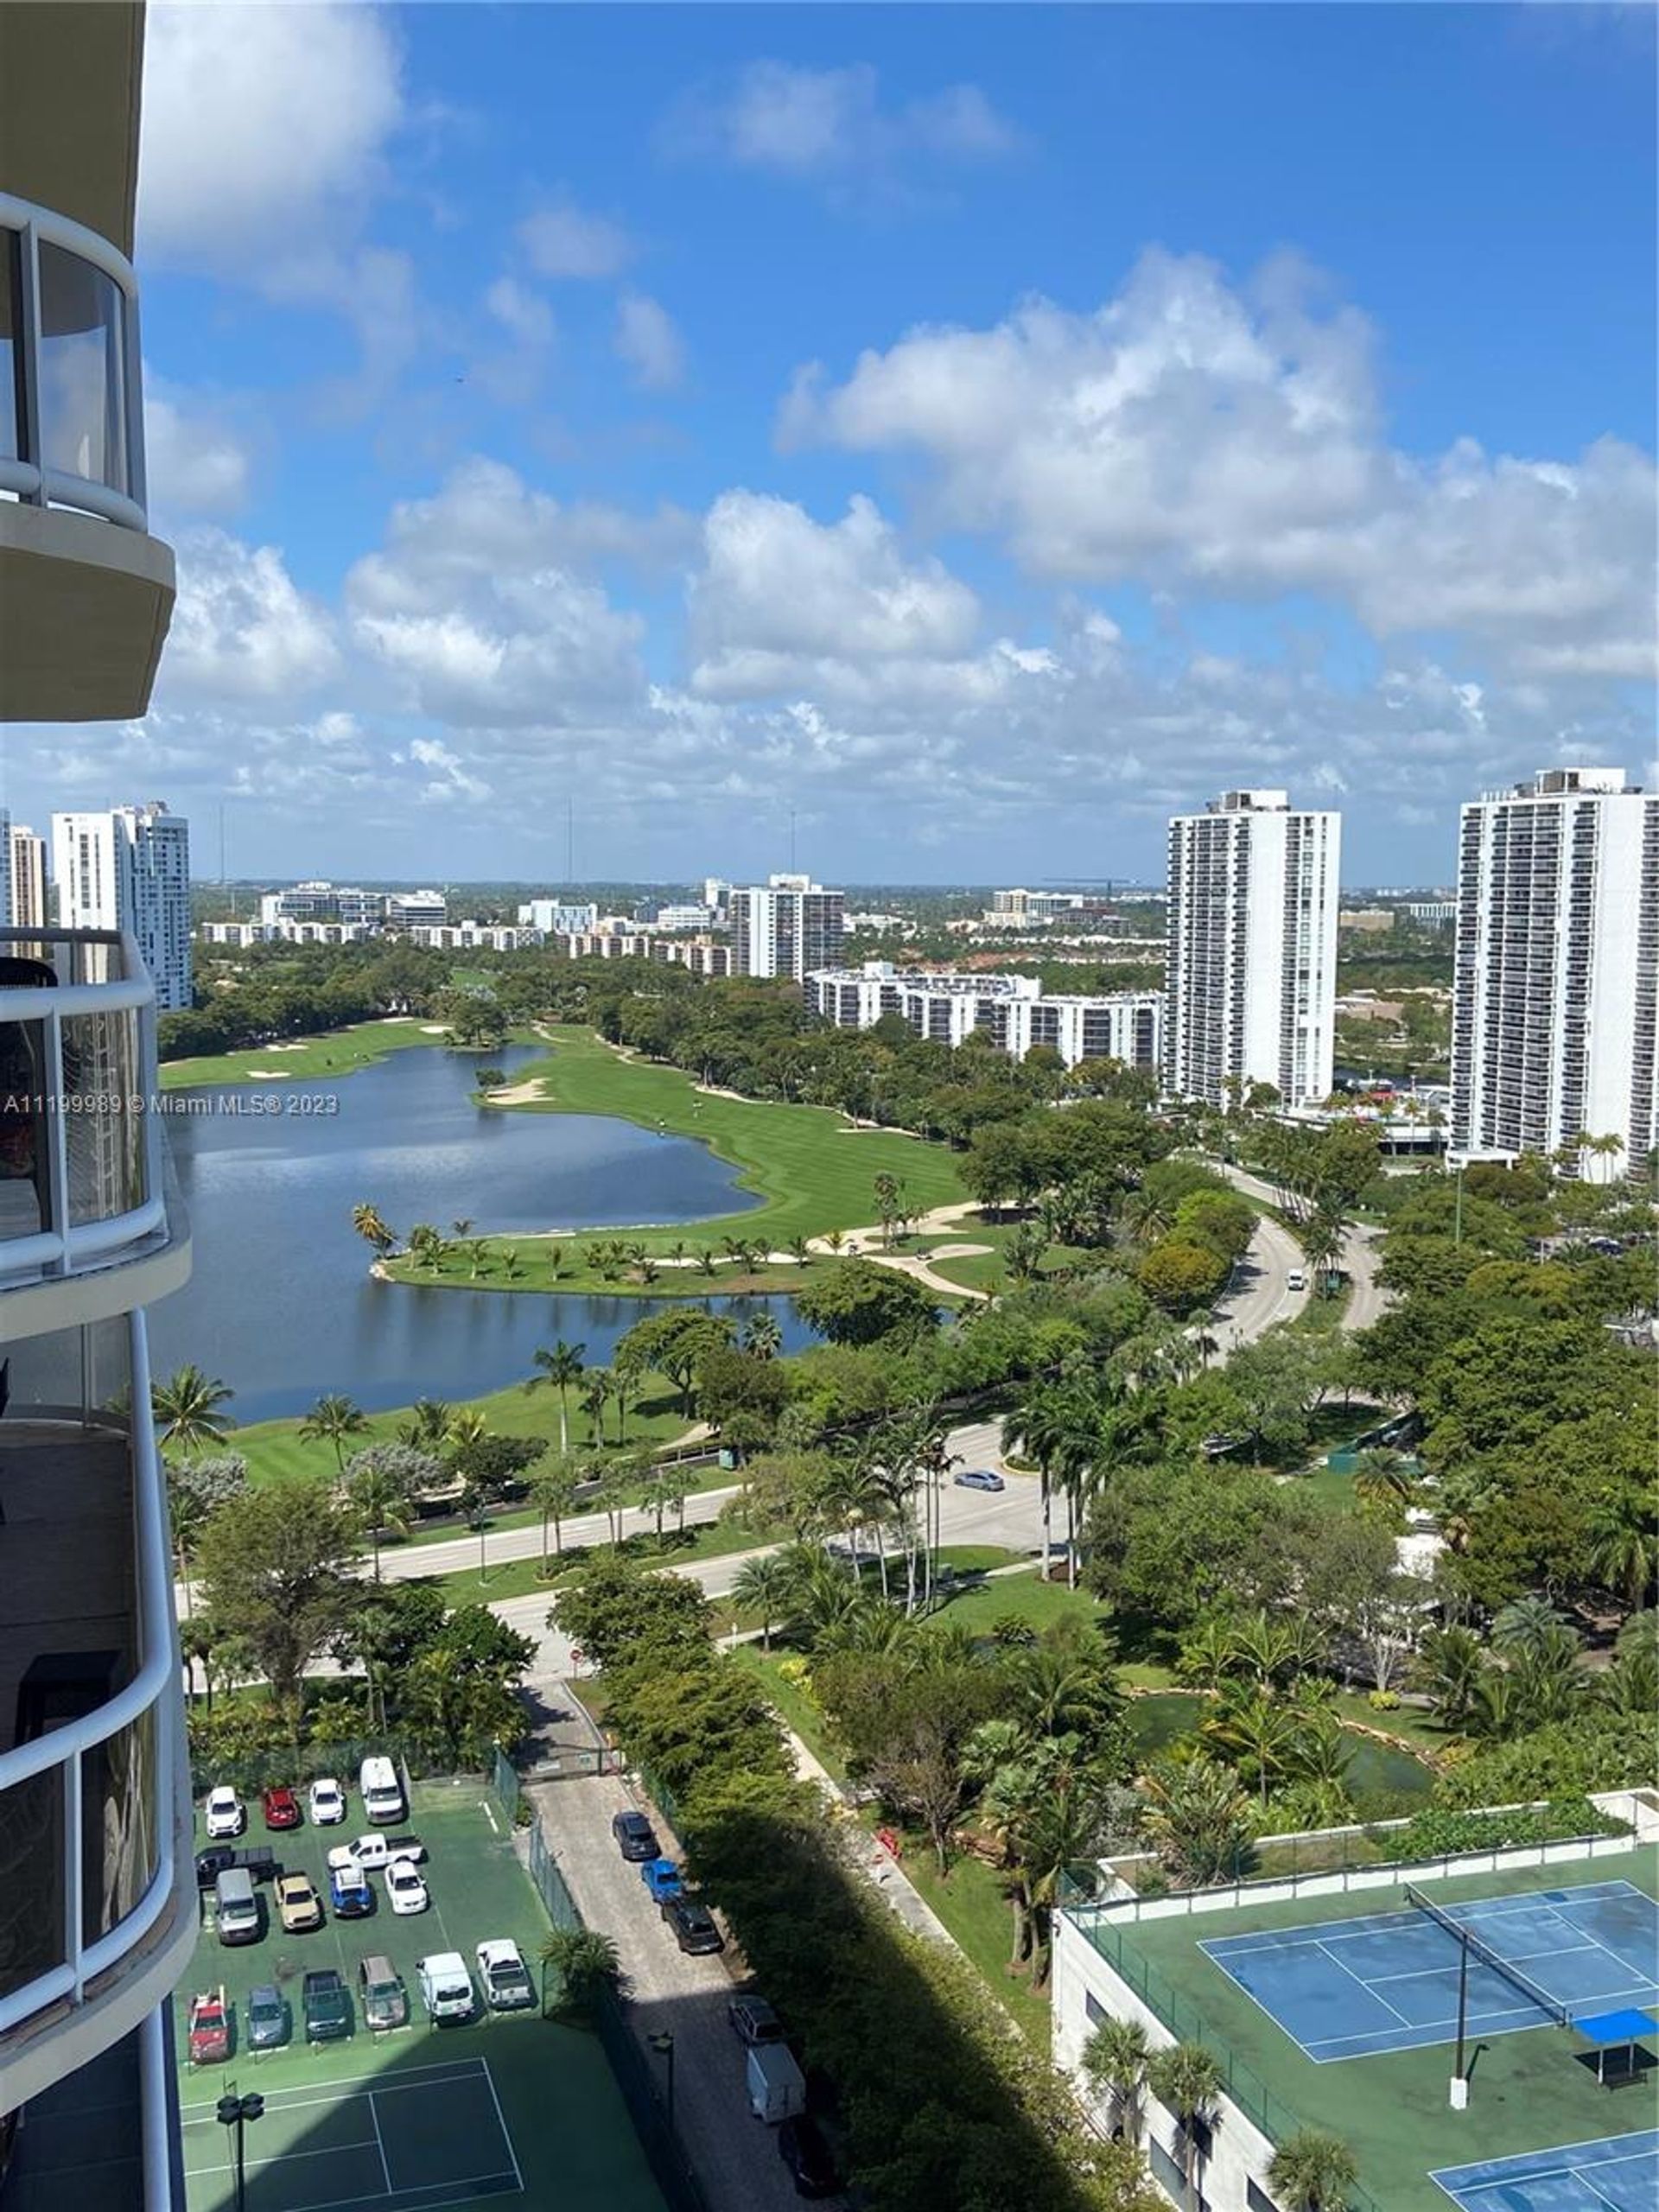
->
[258,881,384,929]
[9,823,48,930]
[1,9,194,2203]
[807,964,1163,1072]
[51,804,192,1014]
[730,874,845,980]
[385,888,447,930]
[1452,766,1658,1178]
[1165,789,1340,1109]
[517,899,599,934]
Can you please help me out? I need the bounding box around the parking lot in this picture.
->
[178,1781,664,2212]
[525,1769,824,2212]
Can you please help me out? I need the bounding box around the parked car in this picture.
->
[330,1833,423,1872]
[194,1844,277,1889]
[276,1872,324,1934]
[662,1898,724,1955]
[953,1467,1005,1492]
[328,1859,374,1919]
[246,1984,289,2051]
[611,1809,659,1862]
[1287,1268,1307,1292]
[639,1856,683,1904]
[476,1938,536,2011]
[302,1968,351,2043]
[359,1754,405,1826]
[187,1988,232,2066]
[416,1953,474,2024]
[728,1994,785,2046]
[308,1777,346,1826]
[747,2043,807,2123]
[385,1859,429,1916]
[213,1869,262,1947]
[778,2114,841,2198]
[261,1784,302,1831]
[357,1955,409,2032]
[203,1786,244,1840]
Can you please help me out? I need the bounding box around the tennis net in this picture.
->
[1403,1883,1569,2029]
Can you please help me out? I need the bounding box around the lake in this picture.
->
[148,1041,815,1421]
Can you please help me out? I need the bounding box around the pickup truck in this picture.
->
[326,1833,424,1872]
[328,1859,374,1918]
[476,1938,536,2012]
[302,1969,351,2043]
[188,1987,231,2065]
[194,1843,278,1888]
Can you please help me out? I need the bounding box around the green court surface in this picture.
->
[177,1783,664,2212]
[1072,1844,1659,2212]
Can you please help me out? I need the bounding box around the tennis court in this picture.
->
[181,2056,522,2212]
[1432,2128,1659,2212]
[1200,1878,1659,2063]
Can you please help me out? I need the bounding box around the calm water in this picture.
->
[148,1042,811,1421]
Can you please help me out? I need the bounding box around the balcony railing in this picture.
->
[0,928,168,1287]
[0,1311,182,2040]
[0,193,149,532]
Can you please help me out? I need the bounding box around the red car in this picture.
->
[263,1784,302,1831]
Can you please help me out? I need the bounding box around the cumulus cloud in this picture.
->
[164,529,340,698]
[518,199,637,280]
[144,388,253,517]
[614,294,686,391]
[782,249,1657,683]
[663,60,1019,183]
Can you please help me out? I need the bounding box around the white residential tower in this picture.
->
[51,803,192,1012]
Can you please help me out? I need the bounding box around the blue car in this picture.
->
[640,1857,684,1904]
[954,1468,1006,1493]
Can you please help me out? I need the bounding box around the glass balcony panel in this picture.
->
[0,229,20,463]
[84,1702,158,1946]
[0,1764,67,2001]
[37,240,128,498]
[61,1005,147,1227]
[0,1011,51,1243]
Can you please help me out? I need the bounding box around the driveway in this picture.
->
[525,1770,812,2212]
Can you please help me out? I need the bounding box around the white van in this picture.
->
[1287,1268,1307,1293]
[359,1756,405,1826]
[214,1867,261,1946]
[416,1953,474,2023]
[747,2044,806,2125]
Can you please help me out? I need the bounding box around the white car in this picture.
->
[203,1786,244,1840]
[476,1938,535,2011]
[308,1777,346,1826]
[416,1952,474,2022]
[385,1858,429,1916]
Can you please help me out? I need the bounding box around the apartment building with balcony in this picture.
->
[1164,789,1340,1110]
[51,805,192,1014]
[730,874,845,980]
[0,10,192,2205]
[7,827,48,933]
[1451,766,1658,1179]
[807,963,1164,1072]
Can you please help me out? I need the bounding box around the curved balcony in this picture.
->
[0,194,175,721]
[0,1313,194,2107]
[0,927,189,1333]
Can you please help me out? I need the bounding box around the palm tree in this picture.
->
[1352,1448,1418,1517]
[1140,1753,1254,1885]
[152,1364,235,1454]
[525,1339,586,1452]
[1586,1488,1657,1611]
[1491,1593,1566,1660]
[1081,2016,1151,2145]
[528,1455,587,1570]
[1004,1381,1068,1580]
[742,1313,784,1361]
[788,1236,812,1268]
[300,1393,368,1474]
[1147,2044,1223,2211]
[537,1926,621,2016]
[1414,1624,1485,1729]
[696,1246,719,1278]
[400,1397,453,1450]
[1268,2129,1361,2212]
[581,1369,613,1446]
[352,1203,396,1259]
[344,1454,416,1580]
[1202,1687,1303,1805]
[732,1553,799,1652]
[451,1217,474,1241]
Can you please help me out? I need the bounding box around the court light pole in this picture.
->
[648,2029,676,2134]
[216,2088,265,2212]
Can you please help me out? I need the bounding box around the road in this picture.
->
[524,1766,817,2212]
[1215,1161,1389,1334]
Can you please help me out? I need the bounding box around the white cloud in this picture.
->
[783,249,1657,684]
[164,528,340,699]
[144,388,253,517]
[471,278,556,405]
[614,294,686,391]
[518,199,636,280]
[141,3,405,265]
[663,61,1019,182]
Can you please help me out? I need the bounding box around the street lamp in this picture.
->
[647,2029,677,2133]
[216,2088,264,2212]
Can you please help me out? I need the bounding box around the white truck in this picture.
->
[747,2043,806,2125]
[416,1952,475,2024]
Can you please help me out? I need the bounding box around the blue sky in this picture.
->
[9,2,1653,887]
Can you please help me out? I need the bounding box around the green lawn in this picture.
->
[896,1843,1052,2044]
[379,1027,967,1294]
[160,1017,445,1090]
[418,1514,762,1606]
[729,1646,853,1787]
[932,1567,1103,1637]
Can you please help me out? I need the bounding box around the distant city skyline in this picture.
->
[2,3,1650,883]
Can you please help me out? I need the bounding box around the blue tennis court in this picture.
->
[1432,2128,1659,2212]
[1200,1879,1659,2063]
